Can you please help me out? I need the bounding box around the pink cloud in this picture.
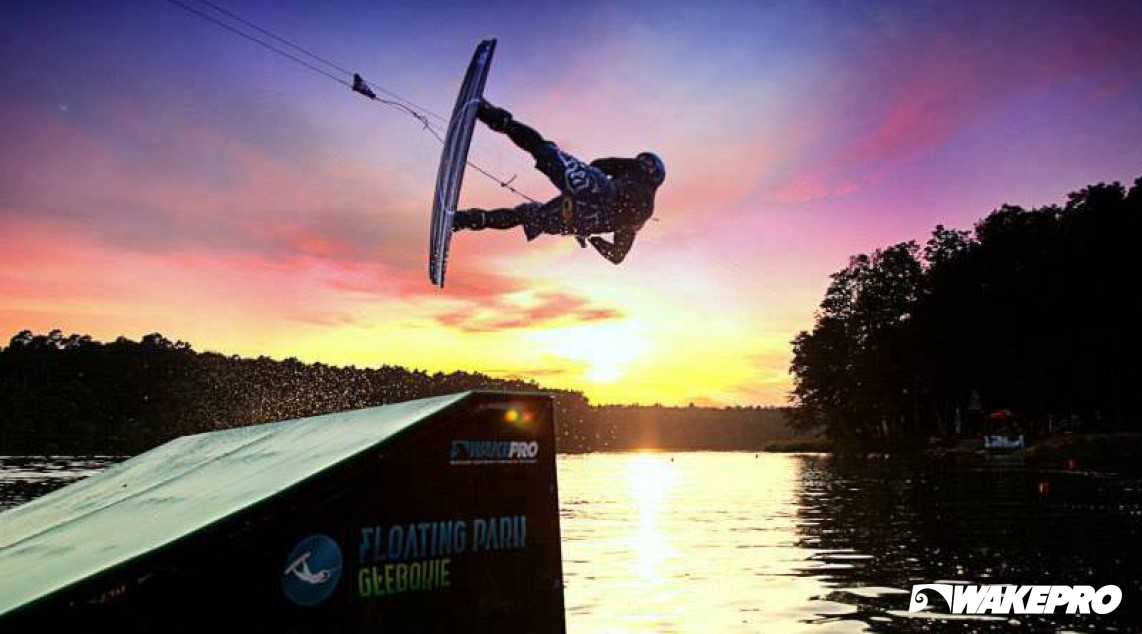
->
[768,6,1142,206]
[0,101,414,261]
[0,100,581,317]
[434,291,622,333]
[773,174,861,205]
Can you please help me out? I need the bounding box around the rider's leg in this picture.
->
[479,101,614,200]
[478,102,546,154]
[453,203,535,231]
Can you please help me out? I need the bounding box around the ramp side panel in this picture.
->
[1,392,565,633]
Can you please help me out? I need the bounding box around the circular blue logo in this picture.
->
[282,534,342,606]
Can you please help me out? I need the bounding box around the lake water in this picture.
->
[3,452,1140,632]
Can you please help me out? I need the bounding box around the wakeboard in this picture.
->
[429,39,497,288]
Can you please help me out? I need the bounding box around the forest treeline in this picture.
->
[790,173,1142,449]
[0,330,792,454]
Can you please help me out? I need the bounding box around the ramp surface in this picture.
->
[0,393,467,616]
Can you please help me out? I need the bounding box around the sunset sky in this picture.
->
[2,0,1141,406]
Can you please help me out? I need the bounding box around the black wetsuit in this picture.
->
[453,104,660,264]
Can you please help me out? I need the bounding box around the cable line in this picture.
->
[191,0,448,125]
[162,0,537,202]
[193,0,352,75]
[164,0,348,87]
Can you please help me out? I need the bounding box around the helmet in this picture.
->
[636,152,666,187]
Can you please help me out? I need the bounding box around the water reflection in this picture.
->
[628,454,675,582]
[3,453,1140,632]
[795,455,1142,632]
[0,456,119,512]
[559,452,1142,633]
[561,452,832,632]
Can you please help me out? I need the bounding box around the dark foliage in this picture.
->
[569,404,795,452]
[0,331,791,454]
[791,174,1142,448]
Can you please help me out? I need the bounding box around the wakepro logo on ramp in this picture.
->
[282,534,343,606]
[450,440,539,465]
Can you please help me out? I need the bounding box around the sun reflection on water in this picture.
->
[560,452,838,633]
[627,453,677,581]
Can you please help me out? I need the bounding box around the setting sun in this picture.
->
[528,322,650,385]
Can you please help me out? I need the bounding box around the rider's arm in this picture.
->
[589,229,637,264]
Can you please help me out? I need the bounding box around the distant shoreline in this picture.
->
[0,330,802,455]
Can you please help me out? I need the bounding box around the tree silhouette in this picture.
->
[0,331,792,454]
[791,172,1142,449]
